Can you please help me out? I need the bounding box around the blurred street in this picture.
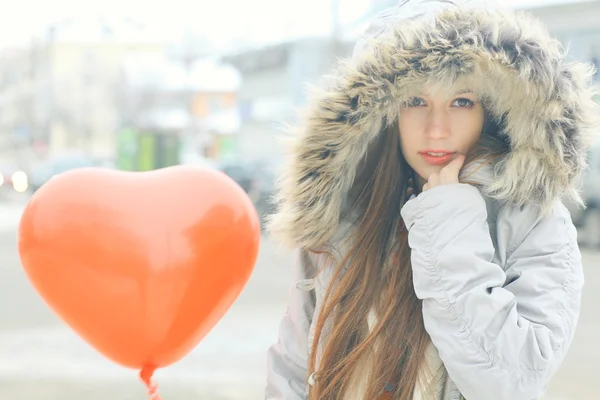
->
[0,200,596,399]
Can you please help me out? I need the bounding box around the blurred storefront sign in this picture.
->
[117,128,180,171]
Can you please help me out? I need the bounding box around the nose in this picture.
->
[424,108,451,139]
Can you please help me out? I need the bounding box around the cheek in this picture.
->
[454,111,484,147]
[472,113,485,143]
[398,112,422,153]
[398,129,419,160]
[468,122,484,144]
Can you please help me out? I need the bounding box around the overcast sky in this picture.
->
[0,0,374,49]
[0,0,590,49]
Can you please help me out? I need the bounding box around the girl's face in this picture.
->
[398,87,484,185]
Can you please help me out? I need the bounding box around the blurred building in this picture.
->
[222,38,351,163]
[118,53,240,170]
[527,0,600,73]
[0,47,37,170]
[0,16,170,170]
[190,62,241,161]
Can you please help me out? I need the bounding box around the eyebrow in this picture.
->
[414,89,475,97]
[454,89,474,95]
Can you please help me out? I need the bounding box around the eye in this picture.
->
[452,98,475,108]
[406,97,426,107]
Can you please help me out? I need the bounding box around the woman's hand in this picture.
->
[422,154,465,192]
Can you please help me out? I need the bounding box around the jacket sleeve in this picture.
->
[266,249,318,399]
[400,183,584,400]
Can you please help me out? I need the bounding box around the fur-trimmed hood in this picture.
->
[268,0,600,249]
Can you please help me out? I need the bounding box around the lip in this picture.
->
[419,149,456,165]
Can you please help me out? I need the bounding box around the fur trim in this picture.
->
[267,2,600,249]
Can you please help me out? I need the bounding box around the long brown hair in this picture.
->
[307,111,508,400]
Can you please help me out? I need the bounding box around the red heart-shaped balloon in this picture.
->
[17,165,260,372]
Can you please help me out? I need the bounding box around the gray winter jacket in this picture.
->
[265,0,600,399]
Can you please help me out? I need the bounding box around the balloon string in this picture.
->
[140,365,163,400]
[146,382,162,400]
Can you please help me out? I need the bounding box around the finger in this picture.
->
[422,182,429,192]
[427,173,440,186]
[442,154,465,177]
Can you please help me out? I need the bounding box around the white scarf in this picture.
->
[344,309,446,400]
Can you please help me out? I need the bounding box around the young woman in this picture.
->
[265,1,600,399]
